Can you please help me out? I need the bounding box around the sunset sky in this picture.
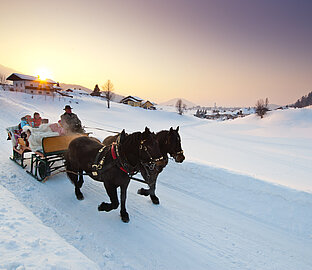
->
[1,0,311,106]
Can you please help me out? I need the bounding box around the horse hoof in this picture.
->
[137,188,149,196]
[121,214,129,223]
[151,196,159,205]
[76,193,84,200]
[98,202,109,211]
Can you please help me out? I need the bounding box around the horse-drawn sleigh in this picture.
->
[7,124,185,222]
[7,124,87,181]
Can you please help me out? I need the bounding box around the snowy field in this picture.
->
[0,88,312,269]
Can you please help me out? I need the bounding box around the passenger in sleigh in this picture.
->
[49,120,65,136]
[12,116,31,146]
[22,124,61,152]
[30,112,42,128]
[16,131,29,150]
[21,116,31,128]
[7,114,46,150]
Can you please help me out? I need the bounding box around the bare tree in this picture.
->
[255,98,269,118]
[102,80,115,108]
[176,99,186,115]
[265,97,269,108]
[0,73,7,85]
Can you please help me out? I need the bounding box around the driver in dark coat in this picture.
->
[60,105,84,134]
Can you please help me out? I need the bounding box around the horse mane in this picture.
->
[118,131,142,164]
[156,130,169,144]
[123,131,142,147]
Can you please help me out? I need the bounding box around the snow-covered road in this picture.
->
[1,89,312,269]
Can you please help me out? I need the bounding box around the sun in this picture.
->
[35,68,53,81]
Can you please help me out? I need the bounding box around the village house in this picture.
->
[6,73,57,95]
[120,96,143,107]
[141,100,156,110]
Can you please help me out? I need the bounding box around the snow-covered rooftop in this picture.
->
[120,95,143,102]
[6,73,56,84]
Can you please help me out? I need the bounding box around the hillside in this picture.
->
[0,64,125,101]
[0,63,19,78]
[292,91,312,108]
[63,84,125,102]
[59,83,93,93]
[0,88,312,269]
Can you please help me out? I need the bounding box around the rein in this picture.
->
[42,169,148,184]
[84,126,120,134]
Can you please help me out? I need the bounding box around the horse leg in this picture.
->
[75,169,84,200]
[137,187,150,196]
[137,173,159,204]
[137,185,159,204]
[98,182,119,212]
[66,164,84,200]
[120,181,130,223]
[148,182,159,205]
[137,167,152,196]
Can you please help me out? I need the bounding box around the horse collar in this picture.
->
[91,145,109,176]
[111,143,128,174]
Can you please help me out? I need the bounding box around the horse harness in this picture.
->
[91,143,133,177]
[91,139,164,177]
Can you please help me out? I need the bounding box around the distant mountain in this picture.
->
[0,64,19,78]
[268,104,282,110]
[159,98,197,108]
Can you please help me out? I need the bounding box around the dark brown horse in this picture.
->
[65,127,165,222]
[137,127,185,204]
[103,127,185,204]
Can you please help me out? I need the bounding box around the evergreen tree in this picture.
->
[90,84,101,96]
[292,91,312,108]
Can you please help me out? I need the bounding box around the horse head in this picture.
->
[139,127,165,167]
[134,127,164,184]
[167,126,185,163]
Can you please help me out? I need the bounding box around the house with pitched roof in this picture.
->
[120,96,143,107]
[141,100,156,110]
[6,73,57,95]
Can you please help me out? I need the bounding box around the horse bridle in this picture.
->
[114,138,164,175]
[139,139,164,166]
[164,132,184,159]
[170,150,184,159]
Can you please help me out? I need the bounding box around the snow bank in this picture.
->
[0,184,99,270]
[226,107,312,138]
